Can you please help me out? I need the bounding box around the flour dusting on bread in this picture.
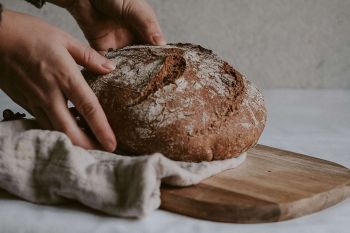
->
[83,43,267,162]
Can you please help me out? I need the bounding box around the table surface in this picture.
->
[0,89,349,233]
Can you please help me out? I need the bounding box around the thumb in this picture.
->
[95,0,166,45]
[122,0,166,45]
[66,37,115,74]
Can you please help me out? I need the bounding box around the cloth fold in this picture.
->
[0,119,246,218]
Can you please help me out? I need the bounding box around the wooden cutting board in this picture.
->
[160,145,350,223]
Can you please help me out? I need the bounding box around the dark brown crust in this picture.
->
[84,43,267,162]
[127,53,187,107]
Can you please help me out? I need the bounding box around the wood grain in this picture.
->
[160,145,350,223]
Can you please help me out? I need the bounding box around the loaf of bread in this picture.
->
[83,43,267,162]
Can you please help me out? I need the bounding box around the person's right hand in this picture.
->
[48,0,166,52]
[0,9,117,152]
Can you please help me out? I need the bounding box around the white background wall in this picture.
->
[1,0,350,89]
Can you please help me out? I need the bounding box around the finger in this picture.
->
[88,24,136,52]
[121,0,166,45]
[58,51,117,152]
[95,0,166,45]
[30,106,53,130]
[66,37,116,74]
[43,90,100,150]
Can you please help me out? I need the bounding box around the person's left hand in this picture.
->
[49,0,166,53]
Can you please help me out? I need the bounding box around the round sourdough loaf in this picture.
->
[83,43,267,162]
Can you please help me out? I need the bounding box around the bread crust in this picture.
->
[83,43,267,162]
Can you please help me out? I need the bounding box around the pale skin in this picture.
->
[0,0,166,152]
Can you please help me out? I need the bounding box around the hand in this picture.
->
[49,0,166,52]
[0,10,117,151]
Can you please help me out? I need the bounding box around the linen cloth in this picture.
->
[0,119,246,218]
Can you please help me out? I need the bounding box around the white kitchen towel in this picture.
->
[0,119,246,218]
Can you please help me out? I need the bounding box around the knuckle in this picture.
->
[121,0,134,16]
[37,60,49,75]
[82,46,96,65]
[78,100,98,118]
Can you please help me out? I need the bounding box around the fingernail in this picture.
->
[151,34,166,46]
[102,61,116,71]
[105,140,117,152]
